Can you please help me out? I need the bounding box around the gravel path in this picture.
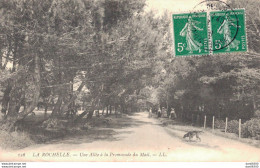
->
[1,112,260,161]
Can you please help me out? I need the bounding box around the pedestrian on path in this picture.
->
[158,108,162,118]
[148,108,152,118]
[170,108,177,120]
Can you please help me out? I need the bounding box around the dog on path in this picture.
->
[183,131,203,142]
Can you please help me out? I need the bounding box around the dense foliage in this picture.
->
[151,0,260,124]
[0,0,259,136]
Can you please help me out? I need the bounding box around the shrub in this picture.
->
[254,110,260,118]
[0,130,35,149]
[242,118,260,140]
[227,120,239,134]
[42,118,65,129]
[215,119,225,129]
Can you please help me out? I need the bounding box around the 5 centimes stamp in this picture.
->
[210,9,247,54]
[172,12,209,57]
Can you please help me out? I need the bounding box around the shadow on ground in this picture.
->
[44,113,146,145]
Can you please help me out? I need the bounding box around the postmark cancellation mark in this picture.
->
[172,8,247,56]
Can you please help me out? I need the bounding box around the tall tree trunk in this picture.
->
[7,98,19,117]
[166,93,169,116]
[121,104,124,113]
[86,110,94,120]
[73,110,88,124]
[2,45,17,117]
[18,53,40,119]
[0,50,2,69]
[73,97,98,125]
[82,101,85,111]
[6,88,22,117]
[60,81,85,113]
[52,95,63,117]
[1,83,12,115]
[44,103,48,116]
[115,104,117,115]
[253,95,257,112]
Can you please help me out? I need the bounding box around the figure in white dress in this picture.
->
[217,15,240,51]
[180,15,204,53]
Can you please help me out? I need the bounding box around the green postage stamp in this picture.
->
[210,9,247,54]
[172,9,247,57]
[172,12,209,56]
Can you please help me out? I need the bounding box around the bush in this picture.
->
[215,119,225,129]
[242,118,260,140]
[0,130,35,149]
[227,120,239,134]
[254,110,260,118]
[42,118,66,129]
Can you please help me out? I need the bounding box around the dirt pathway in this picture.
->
[1,112,260,161]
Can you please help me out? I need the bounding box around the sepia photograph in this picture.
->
[0,0,259,164]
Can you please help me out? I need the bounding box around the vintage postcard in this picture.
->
[0,0,259,164]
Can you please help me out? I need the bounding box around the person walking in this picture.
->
[149,108,152,118]
[170,108,177,120]
[158,108,162,118]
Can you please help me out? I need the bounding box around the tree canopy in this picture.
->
[0,0,259,131]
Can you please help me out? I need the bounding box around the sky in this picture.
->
[145,0,204,15]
